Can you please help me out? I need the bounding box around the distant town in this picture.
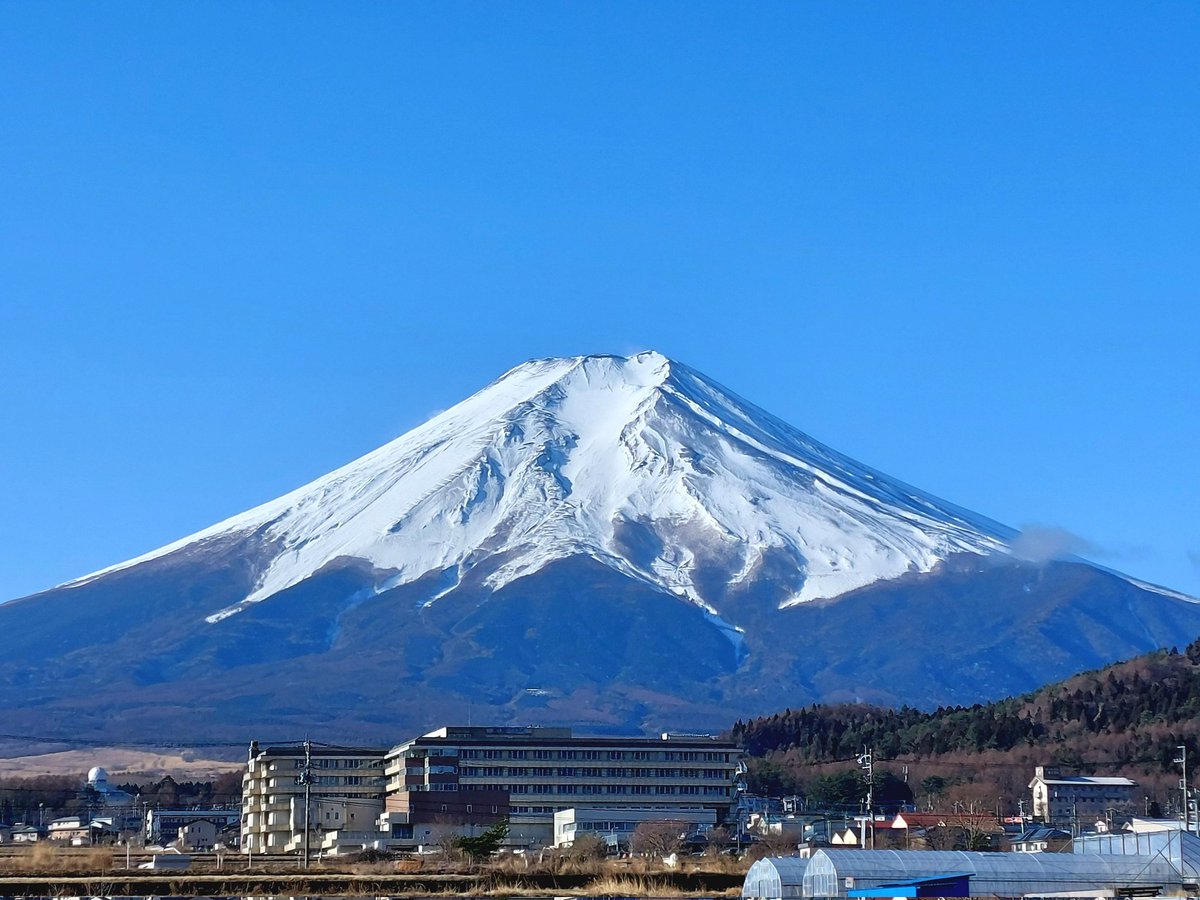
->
[3,721,1200,898]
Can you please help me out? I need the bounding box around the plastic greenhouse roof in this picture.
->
[1076,828,1200,880]
[743,856,810,898]
[802,848,1180,899]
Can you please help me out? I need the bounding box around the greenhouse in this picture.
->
[743,856,809,899]
[802,848,1181,899]
[1075,827,1200,882]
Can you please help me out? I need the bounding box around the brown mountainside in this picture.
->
[735,635,1200,810]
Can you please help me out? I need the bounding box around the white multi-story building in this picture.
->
[1029,766,1138,827]
[240,741,386,854]
[383,725,739,845]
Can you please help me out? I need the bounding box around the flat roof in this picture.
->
[391,727,736,751]
[1037,776,1137,786]
[256,744,386,756]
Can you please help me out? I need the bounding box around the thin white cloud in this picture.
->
[1011,525,1103,563]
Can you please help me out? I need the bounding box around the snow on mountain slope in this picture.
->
[66,351,1017,624]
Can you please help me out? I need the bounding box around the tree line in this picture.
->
[731,636,1200,801]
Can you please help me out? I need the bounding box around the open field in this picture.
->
[0,846,745,896]
[0,747,243,778]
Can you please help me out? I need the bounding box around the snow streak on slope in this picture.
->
[66,352,1016,625]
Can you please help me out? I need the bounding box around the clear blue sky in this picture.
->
[2,3,1197,601]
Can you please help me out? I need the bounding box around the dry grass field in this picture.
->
[0,842,747,895]
[0,747,242,778]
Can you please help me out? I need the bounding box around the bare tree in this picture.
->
[630,820,685,858]
[704,825,732,855]
[757,829,800,856]
[564,832,608,860]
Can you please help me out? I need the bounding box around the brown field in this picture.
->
[0,747,243,778]
[0,844,746,896]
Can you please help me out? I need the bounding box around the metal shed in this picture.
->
[802,848,1180,899]
[743,856,810,899]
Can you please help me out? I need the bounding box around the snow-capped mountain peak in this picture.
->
[68,351,1013,624]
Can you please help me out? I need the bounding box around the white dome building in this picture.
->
[84,765,134,808]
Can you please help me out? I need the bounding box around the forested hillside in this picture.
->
[733,636,1200,809]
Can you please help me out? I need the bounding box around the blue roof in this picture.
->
[1013,827,1071,843]
[848,873,972,898]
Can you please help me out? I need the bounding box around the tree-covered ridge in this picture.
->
[732,636,1200,797]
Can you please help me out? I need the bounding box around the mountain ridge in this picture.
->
[56,351,1023,621]
[2,351,1197,744]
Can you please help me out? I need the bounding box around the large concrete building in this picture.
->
[1029,766,1139,828]
[241,727,740,853]
[382,725,740,845]
[240,741,386,853]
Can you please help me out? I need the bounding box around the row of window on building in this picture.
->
[460,765,729,779]
[416,781,728,796]
[455,748,732,762]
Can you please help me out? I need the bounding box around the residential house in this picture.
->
[47,816,91,844]
[830,827,860,846]
[146,807,241,844]
[1010,826,1072,853]
[177,819,218,852]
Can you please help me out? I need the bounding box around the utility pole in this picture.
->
[1175,745,1189,834]
[858,749,874,850]
[299,739,313,870]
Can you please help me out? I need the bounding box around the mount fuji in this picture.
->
[3,352,1197,745]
